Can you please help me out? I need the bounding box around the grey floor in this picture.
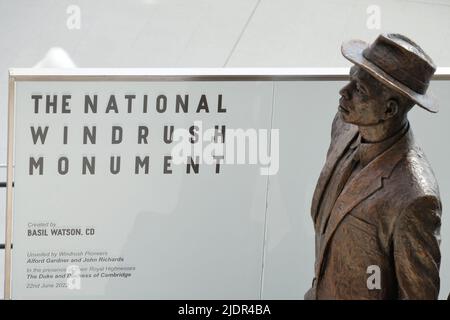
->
[1,0,450,299]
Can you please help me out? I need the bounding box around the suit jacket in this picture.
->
[305,112,442,300]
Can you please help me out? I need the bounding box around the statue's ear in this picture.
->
[384,99,399,120]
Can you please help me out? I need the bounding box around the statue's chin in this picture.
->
[340,115,362,126]
[339,110,353,124]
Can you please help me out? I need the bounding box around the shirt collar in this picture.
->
[355,122,409,168]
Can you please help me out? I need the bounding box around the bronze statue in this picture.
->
[305,34,442,300]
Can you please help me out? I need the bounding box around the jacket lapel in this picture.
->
[315,129,414,277]
[311,125,358,227]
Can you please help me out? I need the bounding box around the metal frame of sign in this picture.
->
[4,67,450,299]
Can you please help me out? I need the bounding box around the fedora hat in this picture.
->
[341,33,438,113]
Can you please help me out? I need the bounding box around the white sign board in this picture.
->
[6,69,282,299]
[5,68,450,299]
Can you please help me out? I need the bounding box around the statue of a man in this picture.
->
[305,34,442,299]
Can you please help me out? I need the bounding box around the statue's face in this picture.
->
[339,66,391,126]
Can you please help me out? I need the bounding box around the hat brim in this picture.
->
[341,39,438,113]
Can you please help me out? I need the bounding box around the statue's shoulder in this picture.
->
[390,143,441,202]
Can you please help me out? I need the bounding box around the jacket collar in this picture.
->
[357,122,409,168]
[311,123,358,226]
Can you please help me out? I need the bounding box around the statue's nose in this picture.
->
[339,82,352,100]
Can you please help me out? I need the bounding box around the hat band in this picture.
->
[362,47,429,94]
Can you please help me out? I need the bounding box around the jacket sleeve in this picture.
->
[393,195,442,299]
